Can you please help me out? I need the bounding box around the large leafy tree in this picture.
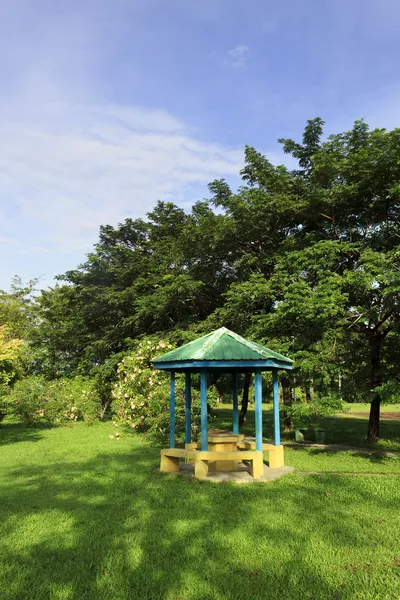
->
[30,118,400,443]
[32,201,237,375]
[265,119,400,440]
[208,119,400,440]
[0,276,39,339]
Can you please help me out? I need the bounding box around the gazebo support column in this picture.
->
[270,369,284,468]
[185,372,192,444]
[232,372,239,435]
[273,370,280,446]
[200,370,208,451]
[254,369,263,452]
[169,371,175,448]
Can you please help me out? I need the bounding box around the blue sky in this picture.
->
[1,0,400,289]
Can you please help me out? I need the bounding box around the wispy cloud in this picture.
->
[226,45,250,69]
[0,102,243,260]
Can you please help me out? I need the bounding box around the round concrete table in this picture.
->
[207,429,244,472]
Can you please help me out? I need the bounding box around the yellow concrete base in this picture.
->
[250,452,264,479]
[208,441,238,472]
[160,448,264,480]
[194,460,209,479]
[268,445,284,468]
[237,440,285,468]
[160,453,180,473]
[185,442,199,464]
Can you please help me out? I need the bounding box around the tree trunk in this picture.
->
[309,378,315,402]
[367,335,383,442]
[305,386,311,403]
[239,373,251,426]
[367,397,380,442]
[281,375,293,431]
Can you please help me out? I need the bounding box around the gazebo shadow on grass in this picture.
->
[1,446,399,599]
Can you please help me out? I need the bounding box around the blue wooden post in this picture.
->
[232,372,239,434]
[169,371,175,448]
[273,370,280,446]
[254,369,262,452]
[200,370,208,451]
[185,372,192,444]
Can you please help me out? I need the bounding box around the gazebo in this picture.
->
[153,327,293,479]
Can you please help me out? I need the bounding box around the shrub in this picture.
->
[289,395,345,428]
[0,325,24,392]
[0,383,11,422]
[6,375,101,425]
[45,377,100,424]
[90,353,126,419]
[6,376,47,425]
[113,338,218,442]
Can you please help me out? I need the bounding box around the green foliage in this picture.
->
[113,338,218,441]
[374,380,400,404]
[44,378,100,424]
[6,376,101,425]
[0,276,39,339]
[89,352,127,419]
[0,324,24,389]
[8,118,400,441]
[6,376,47,426]
[288,396,345,428]
[0,383,10,422]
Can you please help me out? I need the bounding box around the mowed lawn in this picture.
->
[213,402,400,452]
[1,412,400,600]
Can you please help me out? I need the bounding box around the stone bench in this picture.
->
[160,448,264,480]
[237,440,284,468]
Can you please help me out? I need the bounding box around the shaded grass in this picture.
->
[1,422,400,599]
[284,446,400,474]
[212,403,400,452]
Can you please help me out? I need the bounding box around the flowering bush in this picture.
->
[6,376,100,425]
[0,325,23,391]
[45,377,100,424]
[112,338,218,441]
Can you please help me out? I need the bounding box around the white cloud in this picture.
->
[0,102,244,260]
[226,45,250,69]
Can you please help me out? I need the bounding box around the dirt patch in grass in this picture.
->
[354,412,400,420]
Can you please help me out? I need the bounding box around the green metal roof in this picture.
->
[153,327,293,366]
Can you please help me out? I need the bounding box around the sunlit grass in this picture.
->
[1,421,400,599]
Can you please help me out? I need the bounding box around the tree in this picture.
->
[28,118,400,444]
[276,120,400,440]
[0,276,39,338]
[0,325,23,379]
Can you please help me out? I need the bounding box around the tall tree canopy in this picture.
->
[28,118,400,441]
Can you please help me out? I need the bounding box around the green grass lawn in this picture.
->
[212,402,400,452]
[1,420,400,600]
